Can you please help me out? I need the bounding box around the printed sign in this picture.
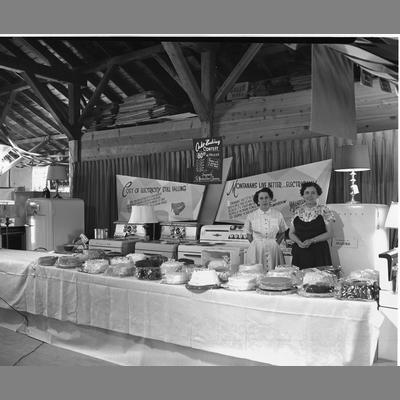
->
[215,159,332,226]
[116,175,206,222]
[193,137,223,184]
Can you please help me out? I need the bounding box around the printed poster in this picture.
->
[116,175,206,222]
[193,137,223,184]
[215,159,332,226]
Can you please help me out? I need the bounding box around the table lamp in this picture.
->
[47,165,67,198]
[128,205,158,240]
[334,144,371,203]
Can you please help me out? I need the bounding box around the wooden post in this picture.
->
[201,50,216,137]
[68,139,80,198]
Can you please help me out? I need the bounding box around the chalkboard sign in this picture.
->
[193,137,223,184]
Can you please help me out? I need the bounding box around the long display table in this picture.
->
[0,249,384,365]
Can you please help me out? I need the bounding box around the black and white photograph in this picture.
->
[0,35,397,372]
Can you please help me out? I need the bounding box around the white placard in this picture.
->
[116,175,206,222]
[215,160,332,226]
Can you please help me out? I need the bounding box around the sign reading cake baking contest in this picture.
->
[193,137,223,184]
[215,160,332,225]
[116,175,205,222]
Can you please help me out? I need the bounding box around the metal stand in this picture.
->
[53,180,62,198]
[347,170,360,204]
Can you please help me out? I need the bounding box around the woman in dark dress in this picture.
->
[289,182,334,269]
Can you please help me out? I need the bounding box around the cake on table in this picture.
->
[160,259,185,277]
[57,255,83,269]
[126,253,148,265]
[82,259,109,274]
[238,264,264,274]
[37,256,59,266]
[164,271,190,284]
[187,269,220,287]
[298,268,337,296]
[258,276,294,292]
[225,273,257,291]
[104,256,135,277]
[135,258,162,280]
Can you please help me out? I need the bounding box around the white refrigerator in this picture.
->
[328,203,397,362]
[327,203,389,282]
[25,198,84,252]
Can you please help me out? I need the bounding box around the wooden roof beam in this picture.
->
[21,71,75,140]
[162,41,209,121]
[0,90,17,124]
[214,43,264,103]
[0,53,76,83]
[75,44,165,75]
[79,64,116,126]
[153,54,184,89]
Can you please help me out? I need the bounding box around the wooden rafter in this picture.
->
[134,60,176,99]
[0,53,76,82]
[0,90,17,123]
[42,40,121,103]
[16,96,63,133]
[79,64,116,126]
[21,71,74,140]
[162,41,209,121]
[0,82,30,97]
[15,38,66,68]
[76,44,165,75]
[214,43,264,103]
[153,54,183,88]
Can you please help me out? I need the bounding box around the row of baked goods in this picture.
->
[35,253,380,301]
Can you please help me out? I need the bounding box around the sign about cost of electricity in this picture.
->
[215,160,332,225]
[116,175,206,222]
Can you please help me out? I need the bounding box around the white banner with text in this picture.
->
[116,175,206,222]
[215,160,332,225]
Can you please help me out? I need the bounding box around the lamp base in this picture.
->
[346,199,359,204]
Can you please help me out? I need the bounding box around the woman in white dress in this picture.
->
[243,188,288,272]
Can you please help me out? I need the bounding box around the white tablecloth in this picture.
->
[0,249,384,365]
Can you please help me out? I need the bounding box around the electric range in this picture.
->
[177,224,250,269]
[134,222,201,260]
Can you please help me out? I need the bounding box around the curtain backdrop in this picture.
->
[74,130,398,247]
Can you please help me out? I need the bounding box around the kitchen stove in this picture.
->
[88,221,147,255]
[177,224,250,267]
[134,222,201,260]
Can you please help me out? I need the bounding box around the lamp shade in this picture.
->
[334,144,371,172]
[47,165,67,181]
[128,205,158,224]
[385,202,398,228]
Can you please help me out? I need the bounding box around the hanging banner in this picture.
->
[193,137,223,184]
[116,175,206,222]
[215,159,332,226]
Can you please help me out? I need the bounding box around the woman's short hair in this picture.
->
[300,181,322,196]
[253,187,274,205]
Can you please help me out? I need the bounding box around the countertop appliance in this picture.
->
[88,220,147,255]
[25,198,84,252]
[88,237,141,255]
[134,222,200,260]
[177,224,250,266]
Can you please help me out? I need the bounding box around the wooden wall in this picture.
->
[81,83,398,160]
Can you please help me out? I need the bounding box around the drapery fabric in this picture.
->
[73,130,397,246]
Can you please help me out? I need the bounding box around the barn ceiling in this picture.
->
[0,36,397,169]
